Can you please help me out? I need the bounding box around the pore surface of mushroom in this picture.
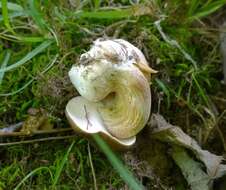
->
[66,39,156,147]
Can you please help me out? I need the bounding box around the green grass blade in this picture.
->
[189,1,226,21]
[28,0,48,32]
[0,33,48,43]
[93,0,101,10]
[17,36,48,43]
[14,167,53,190]
[155,78,171,109]
[92,134,144,190]
[0,12,27,21]
[0,54,58,96]
[154,18,198,70]
[0,2,24,12]
[202,0,220,9]
[188,0,200,16]
[1,0,15,33]
[73,9,133,19]
[192,73,210,107]
[71,4,152,19]
[0,79,34,96]
[52,141,75,187]
[0,40,53,73]
[0,51,11,85]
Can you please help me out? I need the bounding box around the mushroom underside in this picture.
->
[65,96,136,147]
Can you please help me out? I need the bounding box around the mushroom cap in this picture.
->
[66,38,156,149]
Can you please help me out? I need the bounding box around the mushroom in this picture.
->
[66,39,156,149]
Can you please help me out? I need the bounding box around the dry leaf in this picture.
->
[150,114,226,189]
[171,146,210,190]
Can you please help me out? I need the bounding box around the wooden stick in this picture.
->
[0,128,73,137]
[0,134,77,146]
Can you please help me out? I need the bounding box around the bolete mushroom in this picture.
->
[66,39,156,149]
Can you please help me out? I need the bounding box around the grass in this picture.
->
[14,140,75,190]
[0,50,11,85]
[0,0,226,189]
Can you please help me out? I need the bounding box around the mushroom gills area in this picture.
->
[66,96,136,146]
[97,69,151,139]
